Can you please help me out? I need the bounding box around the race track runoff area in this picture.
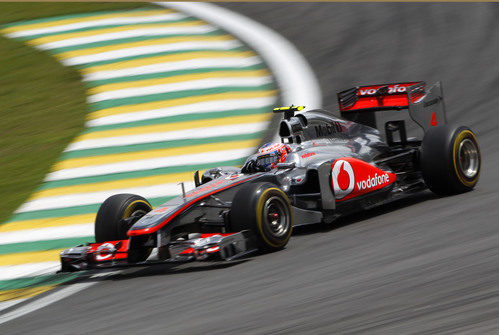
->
[0,7,279,308]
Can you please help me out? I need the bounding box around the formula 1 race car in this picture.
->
[60,81,481,272]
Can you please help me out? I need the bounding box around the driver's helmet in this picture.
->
[255,142,291,171]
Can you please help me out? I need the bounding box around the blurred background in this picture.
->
[1,2,499,334]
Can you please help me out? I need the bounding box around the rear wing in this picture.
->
[337,81,447,130]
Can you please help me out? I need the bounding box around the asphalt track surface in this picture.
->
[4,3,499,334]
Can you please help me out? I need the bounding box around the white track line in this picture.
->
[5,12,188,38]
[68,121,268,151]
[18,181,196,213]
[46,147,255,182]
[61,39,242,66]
[0,224,93,245]
[88,76,272,103]
[0,263,61,281]
[161,2,322,109]
[85,96,275,127]
[0,299,27,314]
[0,282,97,325]
[83,56,262,81]
[37,25,217,50]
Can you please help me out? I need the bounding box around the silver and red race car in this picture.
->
[60,81,481,271]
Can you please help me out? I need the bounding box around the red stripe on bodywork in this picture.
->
[127,175,260,237]
[180,248,195,255]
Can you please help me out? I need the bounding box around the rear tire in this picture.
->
[95,194,153,262]
[420,125,481,195]
[230,182,293,252]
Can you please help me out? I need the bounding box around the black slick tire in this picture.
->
[95,193,152,242]
[94,194,152,262]
[420,125,481,195]
[230,182,293,252]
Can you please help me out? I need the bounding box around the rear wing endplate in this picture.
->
[407,81,447,130]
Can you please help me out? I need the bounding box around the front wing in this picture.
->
[59,231,256,272]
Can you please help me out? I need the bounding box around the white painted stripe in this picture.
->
[88,76,272,103]
[83,56,262,81]
[0,262,60,281]
[90,270,123,278]
[161,2,322,110]
[68,121,268,151]
[61,39,242,66]
[37,25,217,50]
[0,282,97,325]
[0,299,27,313]
[0,224,93,246]
[85,96,275,127]
[5,13,188,38]
[18,181,197,213]
[46,147,255,182]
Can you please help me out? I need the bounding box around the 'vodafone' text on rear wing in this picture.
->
[337,81,447,131]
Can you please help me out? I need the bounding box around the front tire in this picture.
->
[230,182,293,252]
[94,194,152,262]
[420,125,481,195]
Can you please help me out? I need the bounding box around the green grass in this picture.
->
[0,3,155,224]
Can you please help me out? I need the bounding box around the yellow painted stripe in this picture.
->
[82,50,256,74]
[77,113,269,141]
[0,214,95,233]
[0,285,55,302]
[88,69,271,94]
[27,21,206,46]
[88,89,277,120]
[55,35,234,59]
[0,250,62,266]
[31,171,195,200]
[54,138,260,170]
[1,9,174,35]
